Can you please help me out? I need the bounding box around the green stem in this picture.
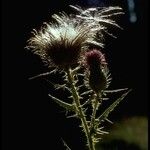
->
[90,94,100,131]
[66,67,95,150]
[89,93,102,150]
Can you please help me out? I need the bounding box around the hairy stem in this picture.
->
[66,67,95,150]
[90,94,100,131]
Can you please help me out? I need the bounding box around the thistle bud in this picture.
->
[84,50,107,93]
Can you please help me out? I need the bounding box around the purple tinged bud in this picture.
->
[85,49,107,69]
[84,49,107,93]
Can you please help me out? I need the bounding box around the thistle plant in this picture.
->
[27,5,131,150]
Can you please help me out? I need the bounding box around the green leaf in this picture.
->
[98,89,132,123]
[48,94,75,111]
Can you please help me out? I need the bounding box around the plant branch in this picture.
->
[90,93,101,135]
[66,67,95,150]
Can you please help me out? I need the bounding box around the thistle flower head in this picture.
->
[27,18,91,68]
[27,5,123,69]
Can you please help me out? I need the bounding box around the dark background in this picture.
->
[1,0,148,150]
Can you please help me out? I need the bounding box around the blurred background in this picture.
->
[1,0,148,150]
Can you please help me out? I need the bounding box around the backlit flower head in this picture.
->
[27,18,90,68]
[27,5,123,69]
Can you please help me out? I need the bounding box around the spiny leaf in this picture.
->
[54,84,66,89]
[96,130,109,135]
[76,84,85,90]
[28,69,56,80]
[72,66,81,75]
[66,113,78,119]
[81,94,95,107]
[81,99,91,107]
[54,84,71,92]
[93,138,102,143]
[102,98,109,101]
[48,94,75,111]
[45,79,71,92]
[80,90,93,96]
[98,89,131,123]
[105,118,113,124]
[104,88,128,93]
[61,138,72,150]
[77,73,85,77]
